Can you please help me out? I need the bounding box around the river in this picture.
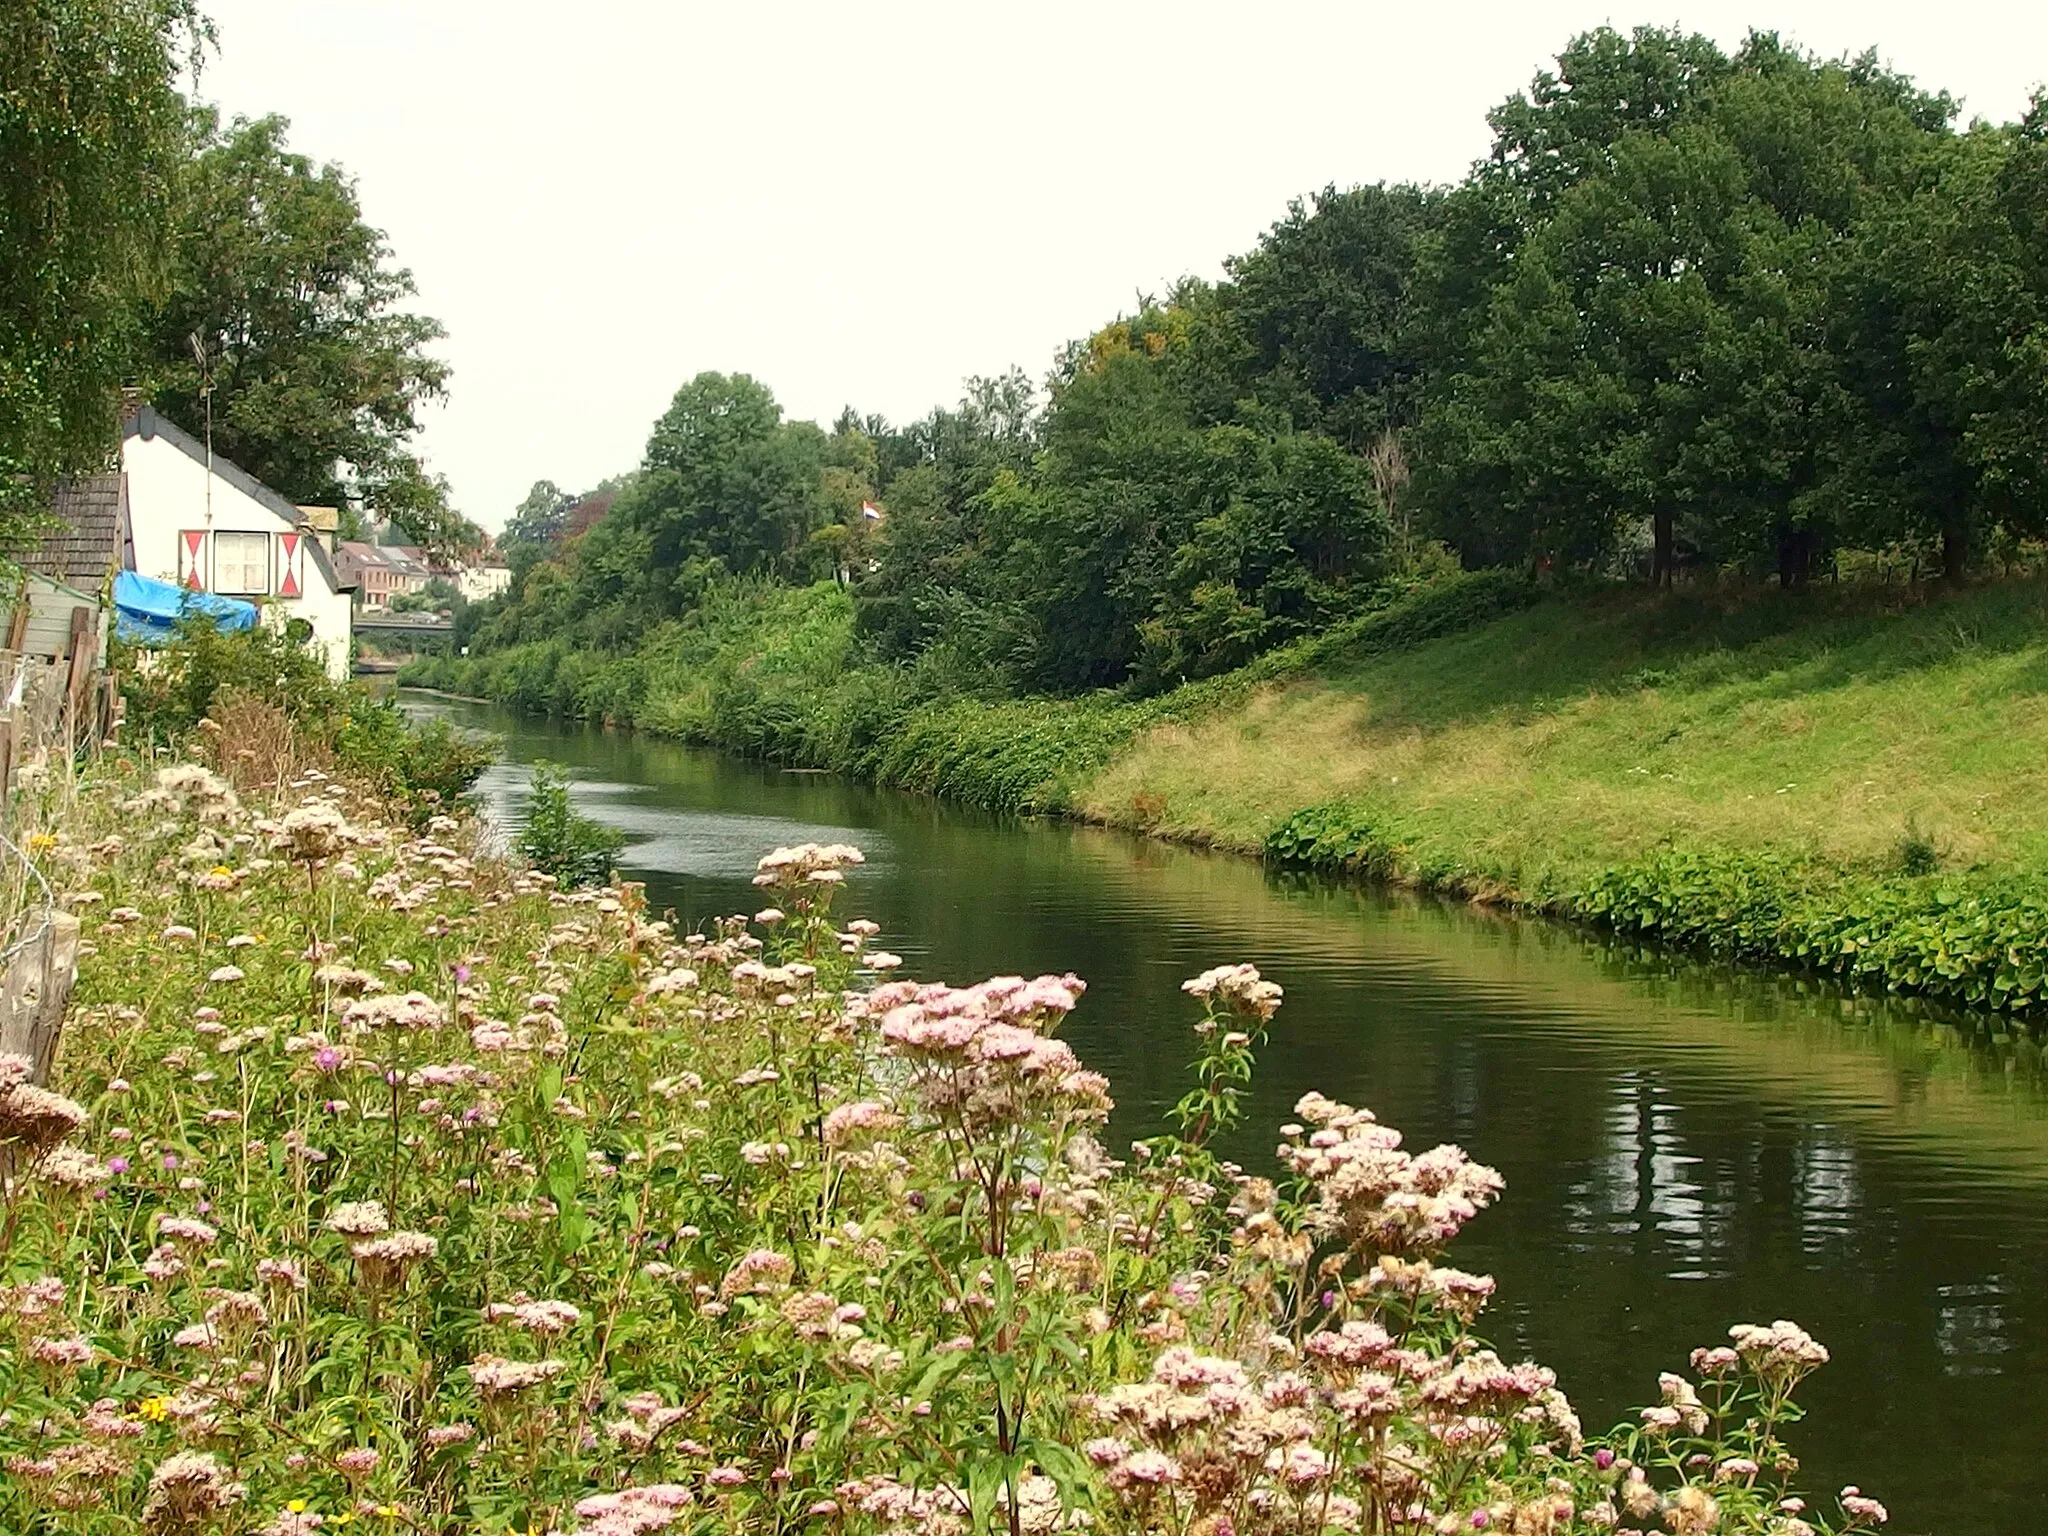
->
[406,690,2048,1534]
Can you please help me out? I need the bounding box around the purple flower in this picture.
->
[1471,1513,1490,1530]
[313,1047,345,1073]
[1594,1448,1616,1470]
[161,1153,180,1170]
[454,964,471,984]
[106,1156,130,1175]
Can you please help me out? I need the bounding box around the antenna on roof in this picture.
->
[190,332,213,534]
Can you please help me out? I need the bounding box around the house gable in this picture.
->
[118,406,357,682]
[121,407,353,600]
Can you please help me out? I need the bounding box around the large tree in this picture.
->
[1414,29,1955,583]
[0,0,200,545]
[138,109,474,555]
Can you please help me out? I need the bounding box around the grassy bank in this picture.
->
[408,574,2048,1017]
[1118,579,2048,1014]
[401,569,1539,814]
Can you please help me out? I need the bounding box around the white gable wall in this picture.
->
[122,428,355,681]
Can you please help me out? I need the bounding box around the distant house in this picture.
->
[118,407,355,680]
[335,541,434,610]
[456,563,510,604]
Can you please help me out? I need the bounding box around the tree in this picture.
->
[0,0,201,546]
[1212,183,1438,445]
[136,109,470,556]
[501,478,577,581]
[1415,28,1955,583]
[564,373,830,618]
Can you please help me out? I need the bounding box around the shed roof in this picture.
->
[26,475,128,587]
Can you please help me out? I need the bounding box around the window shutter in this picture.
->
[179,530,206,589]
[279,532,303,597]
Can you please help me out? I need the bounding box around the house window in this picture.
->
[213,531,270,595]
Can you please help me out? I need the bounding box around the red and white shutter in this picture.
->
[278,531,303,598]
[179,530,206,589]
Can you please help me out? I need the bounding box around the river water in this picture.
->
[407,690,2048,1534]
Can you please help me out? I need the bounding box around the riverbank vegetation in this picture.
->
[410,26,2048,1015]
[1,677,1891,1534]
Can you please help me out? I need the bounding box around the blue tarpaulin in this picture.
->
[113,569,258,644]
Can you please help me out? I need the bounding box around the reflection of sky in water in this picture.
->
[403,691,2048,1536]
[461,753,890,887]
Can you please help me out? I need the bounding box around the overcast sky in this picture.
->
[187,1,2048,532]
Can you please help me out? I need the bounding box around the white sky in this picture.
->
[186,0,2048,532]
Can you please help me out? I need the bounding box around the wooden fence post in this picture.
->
[0,911,77,1084]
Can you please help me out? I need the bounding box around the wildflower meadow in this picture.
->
[0,731,1892,1535]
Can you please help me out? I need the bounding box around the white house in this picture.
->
[120,407,356,680]
[455,563,511,604]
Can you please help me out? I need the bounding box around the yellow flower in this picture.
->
[137,1395,170,1422]
[287,1501,309,1515]
[375,1506,399,1520]
[27,833,56,854]
[210,865,234,878]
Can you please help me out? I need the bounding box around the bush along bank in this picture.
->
[401,566,1540,818]
[1266,805,2048,1018]
[0,741,1896,1535]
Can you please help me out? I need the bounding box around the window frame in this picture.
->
[212,530,271,596]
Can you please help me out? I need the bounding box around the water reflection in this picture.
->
[404,691,2048,1536]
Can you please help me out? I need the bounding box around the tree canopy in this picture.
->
[137,109,477,556]
[0,0,201,546]
[456,27,2048,700]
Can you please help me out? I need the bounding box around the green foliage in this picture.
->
[409,567,1534,821]
[0,0,200,545]
[1266,815,2048,1018]
[119,618,491,826]
[135,109,480,559]
[516,762,625,887]
[118,615,340,742]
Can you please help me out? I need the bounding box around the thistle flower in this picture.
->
[822,1100,903,1147]
[342,991,448,1031]
[29,1333,95,1367]
[719,1248,795,1298]
[484,1297,582,1333]
[37,1145,108,1190]
[274,802,354,863]
[573,1484,695,1534]
[325,1200,390,1237]
[142,1451,246,1530]
[0,1056,88,1153]
[469,1353,567,1396]
[351,1230,437,1287]
[1728,1320,1830,1384]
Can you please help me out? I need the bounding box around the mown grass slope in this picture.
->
[1081,577,2048,889]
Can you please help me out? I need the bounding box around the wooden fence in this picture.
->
[0,639,103,1086]
[0,831,77,1085]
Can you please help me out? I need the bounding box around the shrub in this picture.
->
[121,619,493,827]
[1268,805,2048,1017]
[516,761,625,887]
